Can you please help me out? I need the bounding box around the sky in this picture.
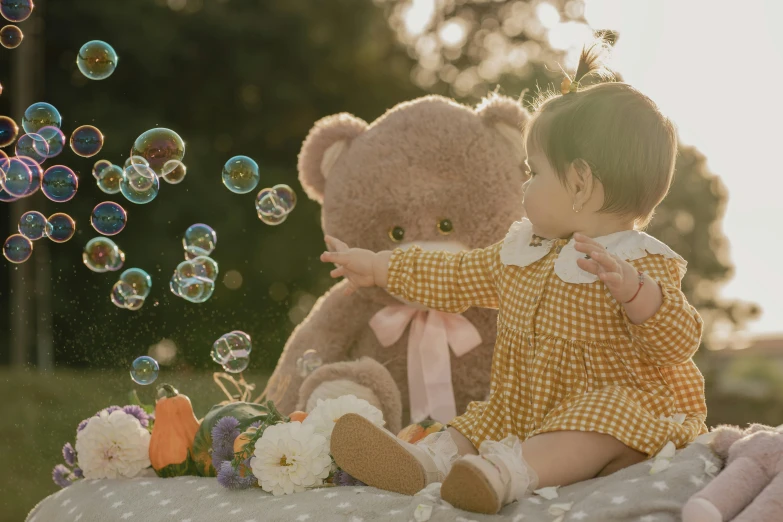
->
[579,0,783,339]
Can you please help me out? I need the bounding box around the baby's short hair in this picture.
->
[525,41,677,228]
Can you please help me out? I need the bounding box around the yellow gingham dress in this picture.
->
[387,219,707,457]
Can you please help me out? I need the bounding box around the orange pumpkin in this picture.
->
[149,384,200,477]
[397,419,444,444]
[288,411,308,422]
[233,427,258,454]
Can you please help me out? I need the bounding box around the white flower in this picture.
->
[251,421,332,496]
[302,394,385,441]
[75,410,151,479]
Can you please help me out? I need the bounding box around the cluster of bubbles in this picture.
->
[170,224,219,303]
[2,211,75,264]
[130,356,159,385]
[112,268,152,311]
[211,330,252,374]
[82,236,125,273]
[256,184,297,225]
[91,201,127,236]
[296,349,323,377]
[0,0,31,50]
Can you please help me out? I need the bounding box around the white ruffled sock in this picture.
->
[414,430,460,482]
[478,436,539,504]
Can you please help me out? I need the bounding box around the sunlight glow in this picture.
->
[403,0,436,37]
[536,2,561,29]
[438,19,467,48]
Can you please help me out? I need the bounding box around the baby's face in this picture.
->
[522,146,577,239]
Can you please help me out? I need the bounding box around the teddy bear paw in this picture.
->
[682,497,724,522]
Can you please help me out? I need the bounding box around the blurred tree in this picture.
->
[374,0,759,354]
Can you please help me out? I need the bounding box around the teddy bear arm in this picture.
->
[731,471,783,522]
[682,456,770,522]
[261,280,373,415]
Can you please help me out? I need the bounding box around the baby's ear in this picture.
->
[298,113,368,203]
[475,93,530,164]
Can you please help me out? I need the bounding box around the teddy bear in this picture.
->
[682,423,783,522]
[262,94,529,435]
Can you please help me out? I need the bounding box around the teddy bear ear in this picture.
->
[297,113,368,203]
[475,93,530,163]
[709,424,747,457]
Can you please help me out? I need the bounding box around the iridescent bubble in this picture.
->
[38,126,66,158]
[17,155,42,196]
[18,211,51,241]
[222,354,249,374]
[255,186,296,226]
[131,128,185,175]
[1,157,32,197]
[120,163,159,204]
[0,187,16,202]
[3,233,32,263]
[170,273,214,303]
[92,159,112,179]
[222,155,259,194]
[77,40,118,81]
[15,133,48,163]
[83,236,123,273]
[96,164,122,194]
[295,349,323,377]
[0,82,3,95]
[161,159,186,184]
[211,331,252,365]
[0,0,33,23]
[0,24,22,49]
[123,155,149,170]
[46,213,75,243]
[108,248,125,272]
[41,165,77,202]
[176,256,218,283]
[130,356,159,385]
[182,224,216,259]
[111,280,136,309]
[90,201,127,236]
[0,115,19,147]
[70,125,103,157]
[22,102,61,134]
[119,268,151,299]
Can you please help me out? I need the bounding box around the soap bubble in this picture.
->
[15,133,48,163]
[221,155,259,194]
[41,165,77,202]
[76,40,118,81]
[222,355,249,373]
[0,157,32,197]
[170,273,214,303]
[182,223,216,259]
[161,159,186,184]
[83,236,124,273]
[46,213,75,243]
[0,115,18,147]
[111,280,143,310]
[92,159,113,179]
[3,233,32,263]
[0,24,22,49]
[120,268,151,299]
[0,0,33,22]
[296,349,323,377]
[131,128,185,175]
[17,156,42,196]
[96,164,122,194]
[0,187,16,202]
[120,163,159,204]
[90,201,127,236]
[70,125,103,157]
[130,356,159,385]
[18,211,52,241]
[211,330,252,365]
[256,184,296,225]
[124,155,149,171]
[22,102,61,134]
[176,256,218,283]
[38,126,66,158]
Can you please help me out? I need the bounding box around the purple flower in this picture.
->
[333,469,366,487]
[211,416,240,452]
[122,405,151,428]
[249,420,262,429]
[102,405,122,415]
[216,461,255,490]
[62,442,76,466]
[52,464,72,488]
[211,445,234,469]
[77,418,90,432]
[73,467,83,479]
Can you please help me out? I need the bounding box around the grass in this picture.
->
[0,367,269,522]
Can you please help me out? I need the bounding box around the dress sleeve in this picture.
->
[386,241,504,313]
[620,254,704,366]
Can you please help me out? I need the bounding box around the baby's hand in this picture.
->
[573,233,640,303]
[320,236,391,296]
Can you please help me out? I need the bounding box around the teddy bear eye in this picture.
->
[437,219,453,235]
[388,226,405,242]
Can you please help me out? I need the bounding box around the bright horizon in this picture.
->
[581,0,783,341]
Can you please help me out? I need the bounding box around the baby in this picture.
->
[320,41,706,514]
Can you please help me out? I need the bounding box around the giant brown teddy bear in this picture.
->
[264,94,529,435]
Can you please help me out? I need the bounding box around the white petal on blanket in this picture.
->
[547,502,573,516]
[704,459,719,476]
[649,458,671,475]
[533,486,560,499]
[691,431,718,446]
[414,504,433,522]
[656,441,676,459]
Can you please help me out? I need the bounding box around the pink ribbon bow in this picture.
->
[369,305,482,424]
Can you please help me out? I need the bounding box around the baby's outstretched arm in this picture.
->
[320,235,391,296]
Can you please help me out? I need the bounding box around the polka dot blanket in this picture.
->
[27,441,720,522]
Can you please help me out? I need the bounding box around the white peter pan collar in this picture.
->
[499,218,687,284]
